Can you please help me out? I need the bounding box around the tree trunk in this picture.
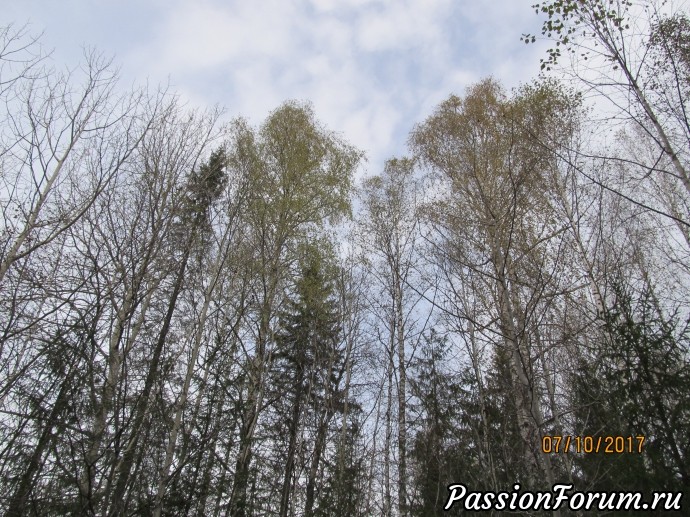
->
[383,341,393,517]
[107,247,189,515]
[6,364,74,516]
[395,272,407,516]
[279,371,304,517]
[304,412,330,517]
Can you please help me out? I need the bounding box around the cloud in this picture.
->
[11,0,550,181]
[355,0,452,53]
[135,0,301,76]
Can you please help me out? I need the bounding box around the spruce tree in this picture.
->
[271,247,349,517]
[572,276,690,494]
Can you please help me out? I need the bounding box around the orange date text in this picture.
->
[541,435,645,454]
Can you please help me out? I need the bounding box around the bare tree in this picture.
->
[357,158,429,516]
[524,0,690,231]
[0,27,168,515]
[0,34,149,287]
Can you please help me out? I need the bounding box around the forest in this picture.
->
[0,0,688,515]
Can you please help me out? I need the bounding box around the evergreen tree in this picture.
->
[408,332,483,516]
[270,246,351,517]
[572,275,690,494]
[315,404,367,517]
[482,346,533,491]
[409,332,546,516]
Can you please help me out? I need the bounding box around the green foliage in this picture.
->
[571,276,690,493]
[647,13,690,101]
[274,246,342,383]
[269,246,366,514]
[482,347,535,490]
[182,148,228,223]
[408,332,531,514]
[410,78,579,263]
[570,354,653,493]
[171,147,228,255]
[523,0,635,70]
[314,407,367,517]
[408,332,469,516]
[232,101,363,237]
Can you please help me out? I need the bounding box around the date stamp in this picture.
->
[541,435,645,454]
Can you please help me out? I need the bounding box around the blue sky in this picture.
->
[4,0,550,177]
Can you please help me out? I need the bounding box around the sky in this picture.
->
[3,0,550,178]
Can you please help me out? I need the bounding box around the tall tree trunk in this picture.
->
[467,319,499,491]
[336,282,356,501]
[279,372,304,517]
[383,341,393,517]
[6,362,74,516]
[107,247,190,515]
[304,411,330,517]
[228,253,282,516]
[395,272,407,516]
[496,260,561,517]
[228,318,271,517]
[80,281,156,513]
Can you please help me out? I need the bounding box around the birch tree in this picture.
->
[358,158,427,516]
[524,0,690,232]
[411,79,580,500]
[226,101,362,516]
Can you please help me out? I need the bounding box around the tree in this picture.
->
[314,403,366,517]
[225,101,362,516]
[270,246,346,517]
[40,100,222,516]
[411,78,580,500]
[524,0,690,233]
[151,144,254,516]
[0,26,150,287]
[0,25,184,516]
[108,144,227,516]
[358,157,426,516]
[0,25,377,517]
[408,331,467,517]
[571,274,690,494]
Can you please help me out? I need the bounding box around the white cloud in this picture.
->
[133,0,301,76]
[10,0,550,181]
[309,0,379,13]
[355,0,452,53]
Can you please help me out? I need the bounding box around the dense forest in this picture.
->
[0,0,689,515]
